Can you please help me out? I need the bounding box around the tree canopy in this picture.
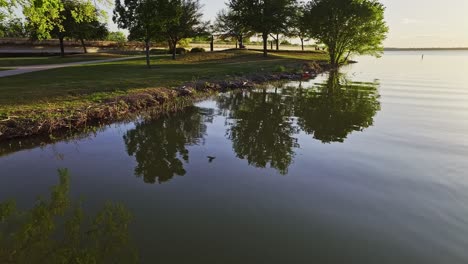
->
[228,0,297,57]
[305,0,388,66]
[164,0,206,60]
[20,0,105,56]
[50,0,105,55]
[214,8,252,48]
[287,2,309,51]
[0,0,12,25]
[114,0,175,67]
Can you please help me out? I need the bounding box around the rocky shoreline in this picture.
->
[0,61,334,141]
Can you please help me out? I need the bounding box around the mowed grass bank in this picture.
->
[0,49,327,114]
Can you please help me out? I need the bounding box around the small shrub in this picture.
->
[190,47,206,53]
[178,38,192,48]
[169,47,187,55]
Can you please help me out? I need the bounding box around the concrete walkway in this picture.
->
[0,56,144,78]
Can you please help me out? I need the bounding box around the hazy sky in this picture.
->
[197,0,468,48]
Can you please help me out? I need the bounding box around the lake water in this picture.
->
[1,51,468,263]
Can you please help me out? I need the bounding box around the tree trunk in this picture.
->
[270,41,273,50]
[210,35,214,52]
[145,40,151,68]
[329,50,338,67]
[239,34,243,48]
[80,37,87,54]
[235,40,238,49]
[59,36,65,57]
[301,38,304,51]
[262,34,268,57]
[172,41,177,60]
[276,33,279,50]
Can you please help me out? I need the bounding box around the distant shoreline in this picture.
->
[384,48,468,51]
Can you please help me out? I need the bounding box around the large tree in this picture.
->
[305,0,388,66]
[164,0,206,60]
[114,0,174,68]
[22,0,64,40]
[51,0,103,56]
[214,8,252,49]
[22,0,104,56]
[287,2,309,51]
[228,0,297,57]
[71,20,109,53]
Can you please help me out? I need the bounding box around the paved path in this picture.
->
[0,56,144,78]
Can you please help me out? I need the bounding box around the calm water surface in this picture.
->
[1,51,468,263]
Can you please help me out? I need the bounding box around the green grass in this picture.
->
[0,53,129,67]
[0,50,328,114]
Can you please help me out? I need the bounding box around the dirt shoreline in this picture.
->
[0,61,334,142]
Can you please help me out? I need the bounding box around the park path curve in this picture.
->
[0,56,144,78]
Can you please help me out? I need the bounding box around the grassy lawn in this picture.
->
[0,49,328,114]
[0,53,130,67]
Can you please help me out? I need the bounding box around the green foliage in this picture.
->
[106,31,127,42]
[287,2,309,49]
[0,169,138,263]
[22,0,64,40]
[113,0,177,67]
[21,0,106,55]
[0,18,28,38]
[113,0,173,42]
[164,0,206,60]
[228,0,297,56]
[0,0,10,26]
[305,0,388,66]
[192,35,210,42]
[190,47,206,53]
[214,7,253,46]
[178,38,192,48]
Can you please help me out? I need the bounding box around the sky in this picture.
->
[14,0,468,48]
[196,0,468,48]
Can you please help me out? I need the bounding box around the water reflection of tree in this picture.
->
[294,71,381,143]
[218,90,299,175]
[123,106,211,184]
[0,169,137,263]
[217,71,380,174]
